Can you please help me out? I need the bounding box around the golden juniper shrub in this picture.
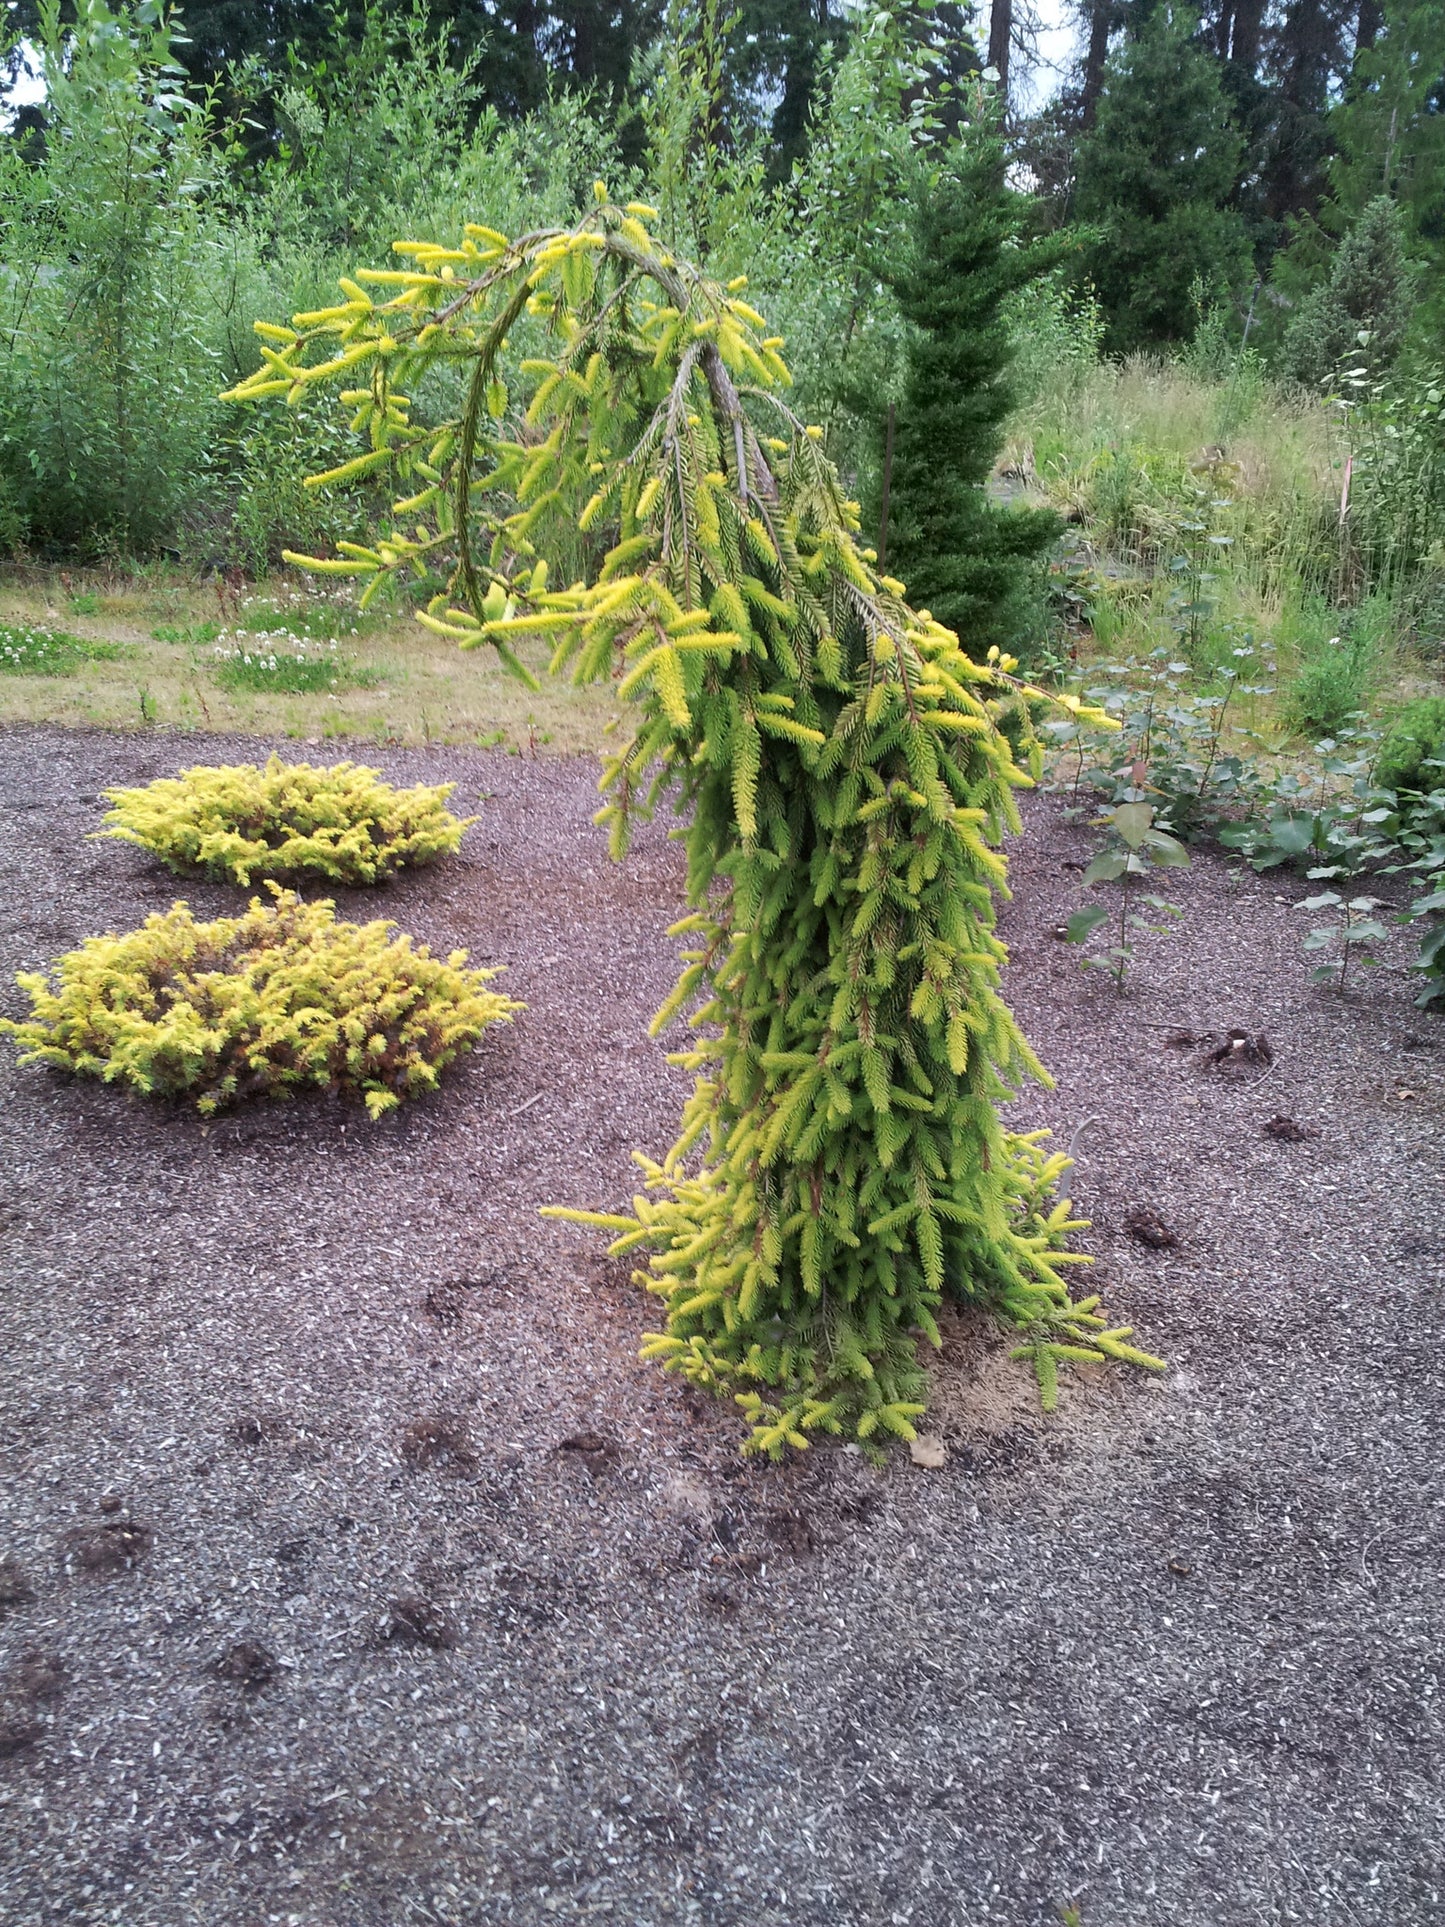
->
[99,757,476,886]
[1,888,518,1119]
[227,194,1161,1451]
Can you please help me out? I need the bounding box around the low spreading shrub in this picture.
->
[99,756,476,886]
[0,888,518,1119]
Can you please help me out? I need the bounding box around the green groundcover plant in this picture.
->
[228,193,1163,1452]
[99,756,477,886]
[1,887,518,1118]
[0,621,130,675]
[210,645,381,696]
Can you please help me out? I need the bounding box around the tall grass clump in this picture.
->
[1010,357,1339,599]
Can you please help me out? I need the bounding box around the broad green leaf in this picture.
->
[1269,813,1320,854]
[1143,831,1189,867]
[1064,905,1110,944]
[1111,801,1154,849]
[1082,849,1128,885]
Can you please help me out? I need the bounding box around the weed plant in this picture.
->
[1066,800,1189,992]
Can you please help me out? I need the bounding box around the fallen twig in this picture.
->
[499,1091,545,1123]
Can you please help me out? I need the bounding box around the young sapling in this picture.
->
[1066,800,1190,992]
[1296,891,1388,990]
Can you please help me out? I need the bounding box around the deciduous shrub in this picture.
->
[1,888,517,1119]
[99,757,476,886]
[230,198,1162,1452]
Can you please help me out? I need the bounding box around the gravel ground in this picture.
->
[0,721,1441,1927]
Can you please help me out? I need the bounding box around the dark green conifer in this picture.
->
[1279,194,1417,385]
[872,133,1066,662]
[1074,5,1254,353]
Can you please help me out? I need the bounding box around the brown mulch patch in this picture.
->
[0,723,1439,1927]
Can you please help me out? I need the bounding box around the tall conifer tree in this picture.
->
[1075,5,1253,351]
[873,129,1067,661]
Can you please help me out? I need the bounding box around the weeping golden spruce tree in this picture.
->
[227,190,1162,1454]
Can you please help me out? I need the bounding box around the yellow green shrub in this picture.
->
[99,756,477,886]
[1,888,519,1119]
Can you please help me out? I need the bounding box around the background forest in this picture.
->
[3,0,1445,855]
[4,0,1443,574]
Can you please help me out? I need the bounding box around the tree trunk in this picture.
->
[1215,0,1235,61]
[1229,0,1265,70]
[988,0,1012,108]
[1080,0,1112,129]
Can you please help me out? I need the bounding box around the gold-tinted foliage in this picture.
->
[1,888,518,1119]
[99,756,476,886]
[231,194,1158,1450]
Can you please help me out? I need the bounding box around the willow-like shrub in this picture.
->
[225,191,1161,1452]
[100,756,475,886]
[1,889,518,1119]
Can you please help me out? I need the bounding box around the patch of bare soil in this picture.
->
[0,722,1441,1927]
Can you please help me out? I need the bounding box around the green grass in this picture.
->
[1010,354,1445,747]
[0,621,132,676]
[237,593,370,643]
[0,570,619,749]
[1008,355,1341,602]
[151,621,221,646]
[211,644,382,695]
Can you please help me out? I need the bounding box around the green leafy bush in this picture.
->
[99,756,477,886]
[0,622,130,676]
[0,0,237,552]
[1283,622,1376,738]
[1377,696,1445,794]
[1,888,518,1119]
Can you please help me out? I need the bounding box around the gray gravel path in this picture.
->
[0,722,1440,1927]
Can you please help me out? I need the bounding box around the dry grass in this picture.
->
[0,569,619,754]
[1010,355,1339,507]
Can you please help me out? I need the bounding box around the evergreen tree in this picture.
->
[1328,0,1445,335]
[1279,193,1417,384]
[1074,4,1254,352]
[227,197,1161,1451]
[725,0,852,174]
[1254,0,1358,229]
[8,0,665,150]
[873,132,1067,660]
